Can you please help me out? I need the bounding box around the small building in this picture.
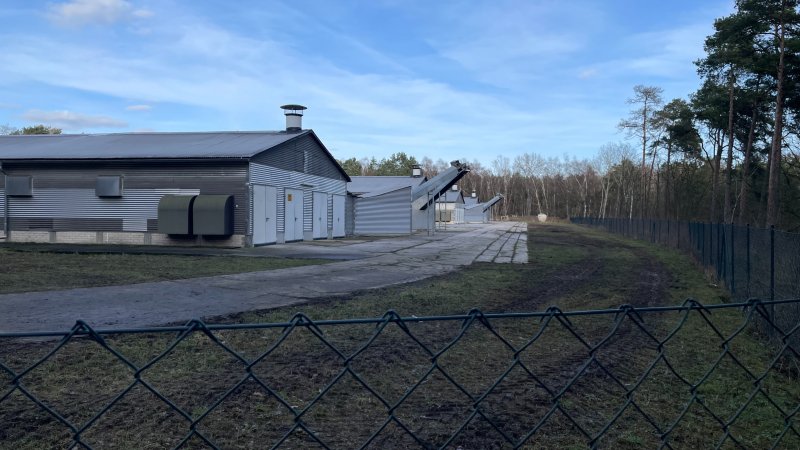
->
[347,161,470,235]
[464,194,504,223]
[464,190,479,208]
[435,185,465,224]
[0,105,350,247]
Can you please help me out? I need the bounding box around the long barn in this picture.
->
[0,107,350,247]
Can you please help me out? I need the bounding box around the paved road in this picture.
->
[0,222,528,333]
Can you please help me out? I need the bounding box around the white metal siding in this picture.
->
[345,194,355,236]
[0,188,5,227]
[249,163,346,233]
[354,187,412,235]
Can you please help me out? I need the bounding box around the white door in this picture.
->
[253,185,277,245]
[313,192,328,239]
[332,195,345,237]
[284,188,304,241]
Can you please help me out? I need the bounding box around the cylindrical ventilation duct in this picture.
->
[281,104,307,132]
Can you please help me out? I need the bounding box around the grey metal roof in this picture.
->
[347,176,426,197]
[481,194,504,212]
[436,190,464,204]
[464,196,479,206]
[465,194,504,212]
[0,130,311,160]
[411,160,470,210]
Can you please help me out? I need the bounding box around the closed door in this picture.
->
[332,195,345,237]
[313,192,328,239]
[284,188,304,241]
[253,185,277,245]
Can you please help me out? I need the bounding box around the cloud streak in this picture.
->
[48,0,153,27]
[22,109,128,129]
[125,104,151,111]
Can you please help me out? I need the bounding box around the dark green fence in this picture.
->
[571,217,800,339]
[2,301,799,449]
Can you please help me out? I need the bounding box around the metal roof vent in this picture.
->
[281,104,307,132]
[471,190,477,198]
[451,184,459,191]
[411,164,423,178]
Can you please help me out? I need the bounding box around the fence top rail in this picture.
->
[2,297,798,339]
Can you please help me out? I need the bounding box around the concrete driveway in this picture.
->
[0,222,527,333]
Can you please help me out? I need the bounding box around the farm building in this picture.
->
[347,161,470,235]
[464,194,504,223]
[464,190,479,207]
[0,106,350,247]
[435,186,465,224]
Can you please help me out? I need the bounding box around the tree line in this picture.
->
[341,1,800,231]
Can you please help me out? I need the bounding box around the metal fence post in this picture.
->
[730,224,735,296]
[770,225,775,337]
[701,223,706,266]
[746,224,751,298]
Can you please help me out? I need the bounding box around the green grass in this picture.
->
[0,223,797,449]
[0,247,329,294]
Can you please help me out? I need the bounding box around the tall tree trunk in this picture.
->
[648,149,658,217]
[767,12,787,227]
[665,141,672,219]
[737,91,760,225]
[724,71,736,223]
[710,129,723,223]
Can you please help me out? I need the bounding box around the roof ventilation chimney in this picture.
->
[451,184,459,191]
[471,190,477,198]
[411,164,423,178]
[281,104,307,132]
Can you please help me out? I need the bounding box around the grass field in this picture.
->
[0,246,329,294]
[1,223,798,449]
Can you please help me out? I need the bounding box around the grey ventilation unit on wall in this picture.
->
[96,176,123,197]
[6,175,33,197]
[157,195,196,235]
[193,195,234,236]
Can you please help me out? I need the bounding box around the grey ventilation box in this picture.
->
[158,195,196,235]
[193,195,234,236]
[6,175,33,197]
[96,176,123,197]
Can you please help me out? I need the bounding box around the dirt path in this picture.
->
[0,222,528,333]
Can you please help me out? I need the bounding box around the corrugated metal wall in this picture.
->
[249,163,346,233]
[3,161,247,233]
[327,194,333,234]
[250,133,346,181]
[0,188,5,229]
[345,194,355,236]
[465,207,486,223]
[354,187,412,235]
[8,188,199,231]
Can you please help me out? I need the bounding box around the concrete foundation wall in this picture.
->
[8,231,246,247]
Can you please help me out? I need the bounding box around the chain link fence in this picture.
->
[572,217,800,342]
[2,300,799,449]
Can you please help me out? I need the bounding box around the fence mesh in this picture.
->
[2,299,799,449]
[572,217,800,344]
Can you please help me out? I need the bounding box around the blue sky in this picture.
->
[0,0,734,165]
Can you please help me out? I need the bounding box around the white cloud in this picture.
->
[125,104,151,111]
[22,109,128,129]
[48,0,153,26]
[578,68,599,80]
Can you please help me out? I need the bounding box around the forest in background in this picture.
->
[340,1,800,232]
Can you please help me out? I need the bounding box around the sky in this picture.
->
[0,0,735,166]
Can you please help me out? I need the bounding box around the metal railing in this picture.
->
[2,300,799,449]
